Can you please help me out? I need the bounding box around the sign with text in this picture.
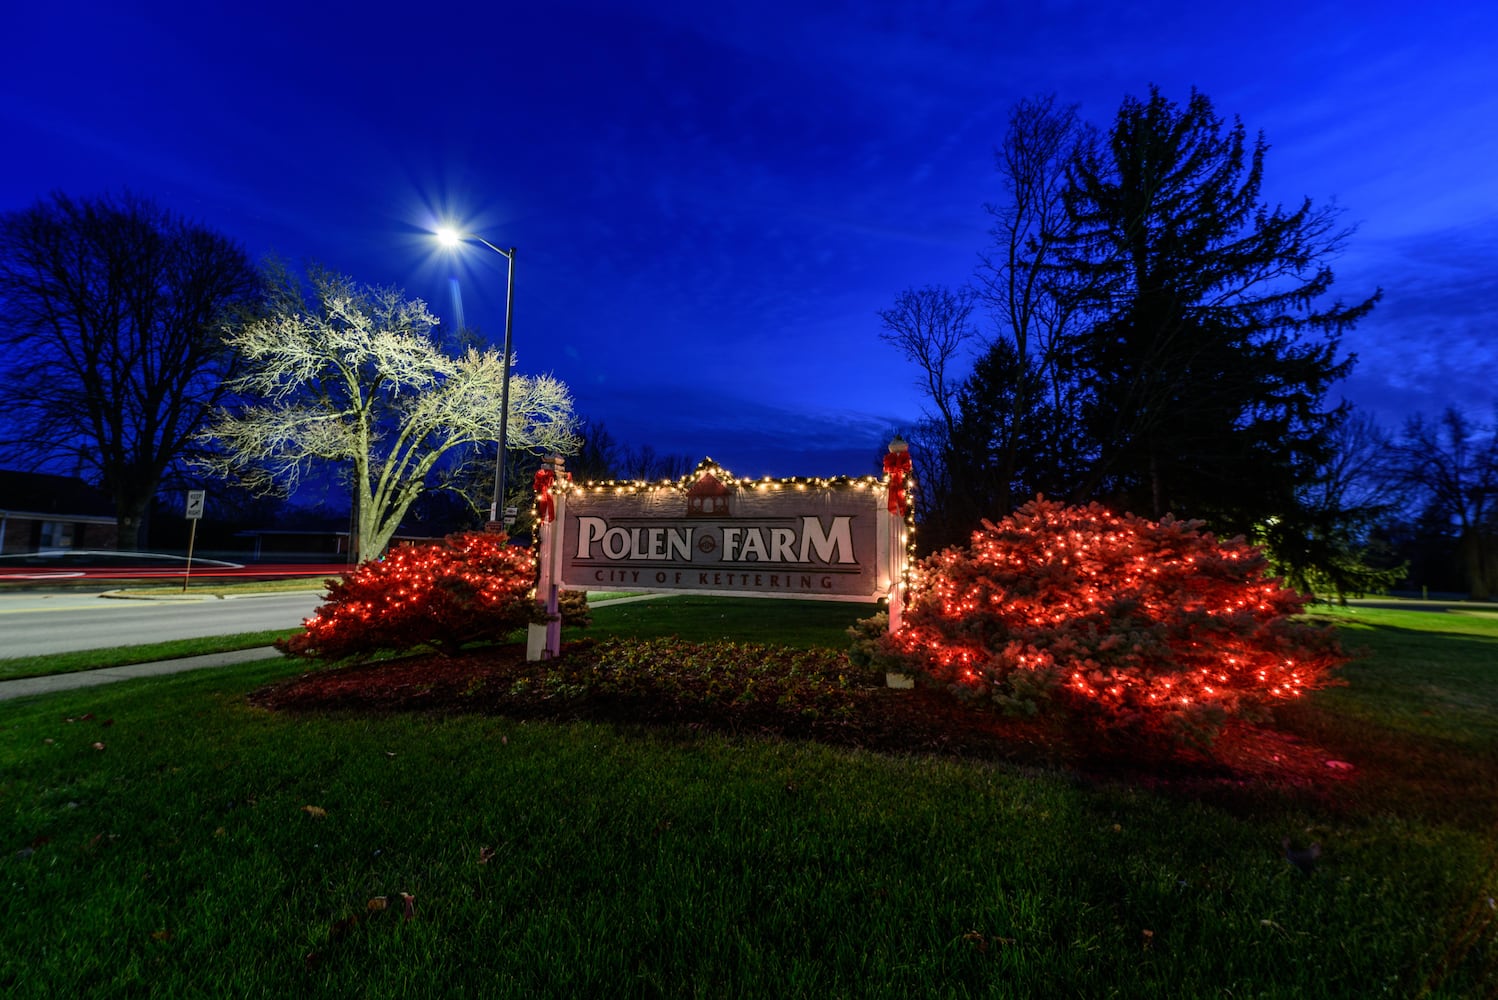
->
[557,471,892,601]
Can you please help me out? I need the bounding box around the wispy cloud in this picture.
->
[1337,220,1498,425]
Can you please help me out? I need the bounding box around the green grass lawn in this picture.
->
[575,595,874,648]
[1,601,1495,997]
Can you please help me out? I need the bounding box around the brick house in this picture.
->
[0,469,117,554]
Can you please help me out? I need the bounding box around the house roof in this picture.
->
[0,469,115,519]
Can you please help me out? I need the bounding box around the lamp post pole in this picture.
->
[437,228,515,528]
[490,242,516,528]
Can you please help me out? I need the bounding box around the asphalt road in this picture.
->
[0,590,326,658]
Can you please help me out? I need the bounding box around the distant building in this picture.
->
[0,469,117,554]
[235,526,447,562]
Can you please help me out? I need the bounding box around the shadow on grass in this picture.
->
[1266,619,1498,830]
[1274,699,1498,830]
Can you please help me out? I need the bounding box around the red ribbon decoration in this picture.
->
[533,468,557,523]
[883,450,912,515]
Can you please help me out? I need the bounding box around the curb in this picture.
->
[100,590,220,602]
[99,588,330,602]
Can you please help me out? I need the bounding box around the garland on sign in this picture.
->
[883,449,912,515]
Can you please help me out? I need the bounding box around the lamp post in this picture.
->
[436,227,515,527]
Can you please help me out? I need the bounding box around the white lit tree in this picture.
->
[201,267,578,561]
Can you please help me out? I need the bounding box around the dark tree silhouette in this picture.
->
[973,96,1097,502]
[948,338,1058,523]
[878,285,981,548]
[1050,88,1379,555]
[882,91,1379,586]
[1261,413,1405,601]
[1385,407,1498,599]
[570,418,624,482]
[882,100,1098,551]
[0,192,260,549]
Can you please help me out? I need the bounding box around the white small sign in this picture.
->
[185,490,206,520]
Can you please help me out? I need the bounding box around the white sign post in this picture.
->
[182,490,205,593]
[528,456,567,661]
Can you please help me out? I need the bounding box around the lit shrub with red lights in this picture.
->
[278,531,548,661]
[879,499,1346,743]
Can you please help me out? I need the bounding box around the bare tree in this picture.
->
[0,192,259,548]
[977,97,1099,496]
[1308,412,1397,517]
[878,285,979,443]
[569,418,624,482]
[978,95,1097,375]
[1385,407,1498,599]
[619,443,695,482]
[900,419,954,538]
[880,99,1096,547]
[877,286,983,549]
[200,270,578,561]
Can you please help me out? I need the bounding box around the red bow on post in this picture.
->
[533,468,557,524]
[883,450,912,515]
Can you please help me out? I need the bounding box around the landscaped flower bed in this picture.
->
[251,635,1355,796]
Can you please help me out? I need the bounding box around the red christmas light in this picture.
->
[279,531,545,661]
[889,499,1346,740]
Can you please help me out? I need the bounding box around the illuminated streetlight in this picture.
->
[436,227,516,527]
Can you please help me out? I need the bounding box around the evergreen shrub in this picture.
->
[278,531,548,660]
[859,499,1347,744]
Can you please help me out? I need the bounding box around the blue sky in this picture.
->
[4,0,1495,477]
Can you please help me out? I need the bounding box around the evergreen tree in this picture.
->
[1051,87,1379,551]
[948,338,1058,525]
[1255,412,1404,602]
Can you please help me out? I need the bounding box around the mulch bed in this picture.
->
[249,641,1359,806]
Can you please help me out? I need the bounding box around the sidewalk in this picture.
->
[0,593,667,703]
[0,647,285,702]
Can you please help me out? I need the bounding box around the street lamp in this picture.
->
[436,227,516,527]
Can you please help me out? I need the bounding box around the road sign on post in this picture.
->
[182,491,206,592]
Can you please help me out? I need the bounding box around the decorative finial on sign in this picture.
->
[888,434,908,454]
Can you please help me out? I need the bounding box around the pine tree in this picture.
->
[948,338,1057,522]
[1051,88,1379,550]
